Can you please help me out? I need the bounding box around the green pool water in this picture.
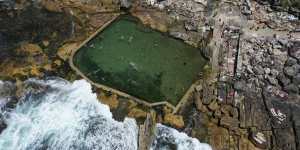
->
[74,16,206,105]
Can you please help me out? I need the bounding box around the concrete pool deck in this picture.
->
[68,14,204,114]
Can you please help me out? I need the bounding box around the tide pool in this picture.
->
[74,16,206,105]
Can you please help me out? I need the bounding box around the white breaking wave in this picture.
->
[0,78,211,150]
[152,124,212,150]
[0,79,138,150]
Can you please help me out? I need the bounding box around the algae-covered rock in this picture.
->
[163,113,185,129]
[128,108,147,119]
[17,43,43,56]
[98,93,119,109]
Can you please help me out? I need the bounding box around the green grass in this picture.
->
[74,16,207,105]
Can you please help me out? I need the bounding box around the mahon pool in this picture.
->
[73,16,207,105]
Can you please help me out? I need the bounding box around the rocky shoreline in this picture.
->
[0,0,299,149]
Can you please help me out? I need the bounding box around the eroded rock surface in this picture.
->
[133,0,300,149]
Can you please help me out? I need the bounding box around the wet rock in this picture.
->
[0,0,15,10]
[0,81,16,98]
[0,5,73,53]
[0,118,6,134]
[0,80,17,116]
[128,108,147,119]
[98,93,119,109]
[163,113,185,129]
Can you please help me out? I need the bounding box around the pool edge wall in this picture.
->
[69,14,206,113]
